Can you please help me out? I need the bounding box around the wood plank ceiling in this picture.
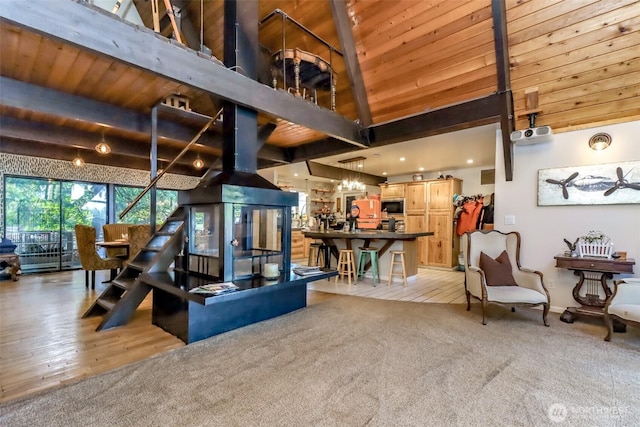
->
[0,0,638,178]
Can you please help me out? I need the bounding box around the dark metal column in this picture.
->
[150,105,158,232]
[223,0,259,174]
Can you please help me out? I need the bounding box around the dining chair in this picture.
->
[124,224,151,266]
[75,224,122,289]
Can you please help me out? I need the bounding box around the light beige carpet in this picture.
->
[1,295,639,426]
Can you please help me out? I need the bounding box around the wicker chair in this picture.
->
[124,224,151,266]
[75,224,122,289]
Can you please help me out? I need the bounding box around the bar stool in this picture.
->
[318,243,336,269]
[335,249,357,285]
[308,242,323,267]
[357,247,380,286]
[388,250,407,287]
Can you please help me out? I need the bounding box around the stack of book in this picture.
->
[293,266,324,276]
[189,282,239,296]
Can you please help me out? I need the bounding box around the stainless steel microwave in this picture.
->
[381,199,405,215]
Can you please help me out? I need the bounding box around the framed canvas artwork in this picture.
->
[538,161,640,206]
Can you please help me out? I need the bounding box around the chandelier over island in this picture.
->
[337,156,366,191]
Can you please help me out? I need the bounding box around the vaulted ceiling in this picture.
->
[1,0,638,180]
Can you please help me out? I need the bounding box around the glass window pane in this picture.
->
[115,186,178,224]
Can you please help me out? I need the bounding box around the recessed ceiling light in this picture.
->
[419,167,424,171]
[400,157,405,161]
[357,164,363,168]
[467,159,474,164]
[294,173,298,177]
[382,172,387,175]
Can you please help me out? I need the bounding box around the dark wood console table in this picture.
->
[554,255,635,329]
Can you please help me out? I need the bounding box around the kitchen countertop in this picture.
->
[303,230,433,239]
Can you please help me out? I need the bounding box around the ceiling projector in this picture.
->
[510,126,553,145]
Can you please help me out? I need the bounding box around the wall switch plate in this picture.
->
[504,215,516,225]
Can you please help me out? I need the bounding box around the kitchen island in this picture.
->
[304,230,433,281]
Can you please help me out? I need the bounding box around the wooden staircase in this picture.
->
[83,207,186,331]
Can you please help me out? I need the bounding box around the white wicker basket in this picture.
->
[578,241,613,258]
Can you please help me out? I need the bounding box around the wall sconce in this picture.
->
[95,132,111,154]
[588,133,612,151]
[193,155,205,170]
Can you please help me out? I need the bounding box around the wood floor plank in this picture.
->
[1,267,466,403]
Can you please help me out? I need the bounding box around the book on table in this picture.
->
[293,266,324,276]
[189,282,239,296]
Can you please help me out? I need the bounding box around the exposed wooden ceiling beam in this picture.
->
[306,161,385,186]
[0,0,367,147]
[0,137,201,176]
[0,77,287,163]
[329,0,372,127]
[492,0,514,182]
[369,94,501,145]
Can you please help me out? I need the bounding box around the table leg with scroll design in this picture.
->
[560,270,626,332]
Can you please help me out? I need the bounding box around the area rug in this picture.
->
[1,296,639,426]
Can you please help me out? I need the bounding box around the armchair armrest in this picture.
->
[465,266,485,299]
[610,281,640,306]
[512,268,548,295]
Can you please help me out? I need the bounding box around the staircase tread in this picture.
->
[112,277,137,290]
[97,295,120,310]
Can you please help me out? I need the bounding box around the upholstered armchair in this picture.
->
[75,224,122,289]
[462,230,550,325]
[124,224,151,266]
[102,223,132,258]
[604,279,640,341]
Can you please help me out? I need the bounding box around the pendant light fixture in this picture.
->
[193,154,205,170]
[72,151,85,167]
[95,131,111,155]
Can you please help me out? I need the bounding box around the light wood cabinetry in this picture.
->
[291,229,305,259]
[380,183,405,199]
[426,179,462,268]
[405,182,426,215]
[405,214,427,265]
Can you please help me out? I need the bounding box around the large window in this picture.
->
[114,185,178,224]
[4,176,107,272]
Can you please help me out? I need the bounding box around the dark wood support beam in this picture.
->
[0,137,201,177]
[369,94,500,145]
[0,116,217,166]
[0,77,287,163]
[329,0,372,127]
[492,0,514,182]
[0,0,366,147]
[306,161,385,186]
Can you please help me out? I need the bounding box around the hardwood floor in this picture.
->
[0,267,464,403]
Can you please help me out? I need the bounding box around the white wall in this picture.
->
[391,166,495,197]
[494,121,640,311]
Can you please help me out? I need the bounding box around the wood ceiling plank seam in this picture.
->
[359,23,494,77]
[509,14,640,68]
[371,75,497,118]
[508,0,639,47]
[552,115,640,134]
[350,0,452,41]
[34,38,64,86]
[0,27,21,78]
[15,29,42,83]
[363,39,495,91]
[505,0,560,23]
[358,2,490,61]
[354,0,459,43]
[513,69,640,111]
[357,18,494,73]
[520,96,640,128]
[507,0,600,34]
[534,82,640,117]
[45,44,82,92]
[367,52,496,101]
[511,45,640,89]
[102,67,147,105]
[74,56,114,99]
[373,87,498,125]
[510,29,640,81]
[369,66,497,113]
[509,2,640,57]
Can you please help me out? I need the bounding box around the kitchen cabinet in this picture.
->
[291,229,305,260]
[405,182,426,215]
[426,179,461,268]
[405,214,427,265]
[380,183,405,199]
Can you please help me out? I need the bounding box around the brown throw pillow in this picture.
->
[479,250,517,286]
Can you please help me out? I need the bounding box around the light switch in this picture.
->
[504,215,516,225]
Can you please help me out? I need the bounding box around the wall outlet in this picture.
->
[504,215,516,225]
[547,280,555,289]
